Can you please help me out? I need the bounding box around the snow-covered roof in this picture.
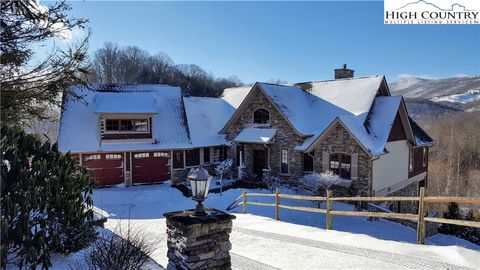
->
[95,92,157,114]
[409,117,435,147]
[234,128,277,144]
[220,86,252,109]
[59,84,193,152]
[258,83,355,137]
[183,97,235,147]
[307,76,384,118]
[298,96,402,155]
[222,77,426,155]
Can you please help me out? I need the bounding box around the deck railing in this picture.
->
[229,187,480,244]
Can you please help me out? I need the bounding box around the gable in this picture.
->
[306,118,372,156]
[220,84,305,136]
[387,113,407,142]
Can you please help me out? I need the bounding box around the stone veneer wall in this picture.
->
[225,88,305,179]
[171,164,216,185]
[387,181,419,214]
[165,209,235,270]
[385,181,438,237]
[312,123,372,196]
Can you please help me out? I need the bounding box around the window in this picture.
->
[281,149,289,174]
[105,119,149,132]
[105,119,119,131]
[422,147,427,167]
[134,153,149,159]
[173,150,184,169]
[236,145,244,167]
[253,109,270,124]
[153,152,169,158]
[106,154,122,160]
[203,147,210,164]
[185,149,200,167]
[84,154,101,161]
[329,153,351,179]
[303,151,314,172]
[213,147,222,162]
[409,148,414,172]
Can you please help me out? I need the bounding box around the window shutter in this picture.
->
[351,153,359,180]
[322,151,329,173]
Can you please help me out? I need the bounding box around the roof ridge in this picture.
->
[296,75,382,85]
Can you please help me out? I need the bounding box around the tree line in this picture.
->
[90,42,243,97]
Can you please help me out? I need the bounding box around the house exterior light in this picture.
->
[188,166,212,216]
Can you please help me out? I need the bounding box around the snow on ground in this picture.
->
[49,182,479,269]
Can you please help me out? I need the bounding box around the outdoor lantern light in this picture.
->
[188,166,212,216]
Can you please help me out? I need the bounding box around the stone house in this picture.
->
[220,66,434,206]
[58,66,434,213]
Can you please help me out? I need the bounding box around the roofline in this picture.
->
[295,75,383,86]
[304,117,373,157]
[219,83,306,137]
[399,97,416,145]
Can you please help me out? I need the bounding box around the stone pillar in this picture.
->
[164,209,236,270]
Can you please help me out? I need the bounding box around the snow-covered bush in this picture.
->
[263,175,281,191]
[215,159,233,180]
[299,171,351,193]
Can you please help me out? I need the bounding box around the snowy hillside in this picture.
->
[45,182,480,270]
[391,76,480,99]
[391,76,480,118]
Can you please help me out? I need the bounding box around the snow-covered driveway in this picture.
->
[91,182,479,270]
[105,215,478,270]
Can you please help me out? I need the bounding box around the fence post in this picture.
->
[242,189,247,214]
[326,190,333,230]
[417,187,426,245]
[275,187,280,221]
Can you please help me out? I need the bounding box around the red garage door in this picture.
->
[132,152,170,184]
[83,153,124,186]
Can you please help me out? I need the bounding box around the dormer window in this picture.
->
[105,119,148,133]
[253,109,270,124]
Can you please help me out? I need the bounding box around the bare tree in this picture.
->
[1,0,90,125]
[92,41,120,83]
[90,43,243,97]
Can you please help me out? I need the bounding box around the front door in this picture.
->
[253,149,268,178]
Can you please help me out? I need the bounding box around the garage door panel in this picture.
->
[132,152,170,184]
[82,153,124,186]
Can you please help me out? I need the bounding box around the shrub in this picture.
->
[74,226,156,270]
[439,203,480,245]
[263,175,281,192]
[215,159,233,180]
[1,126,96,269]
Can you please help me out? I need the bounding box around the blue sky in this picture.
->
[62,1,479,83]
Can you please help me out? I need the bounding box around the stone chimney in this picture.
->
[334,64,354,79]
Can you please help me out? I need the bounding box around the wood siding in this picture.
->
[409,147,427,178]
[388,113,407,142]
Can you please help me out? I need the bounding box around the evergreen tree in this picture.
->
[1,126,96,269]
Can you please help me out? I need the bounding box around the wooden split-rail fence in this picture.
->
[231,187,480,244]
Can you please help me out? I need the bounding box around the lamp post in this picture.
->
[188,166,212,216]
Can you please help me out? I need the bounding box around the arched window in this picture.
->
[253,109,270,124]
[329,153,351,179]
